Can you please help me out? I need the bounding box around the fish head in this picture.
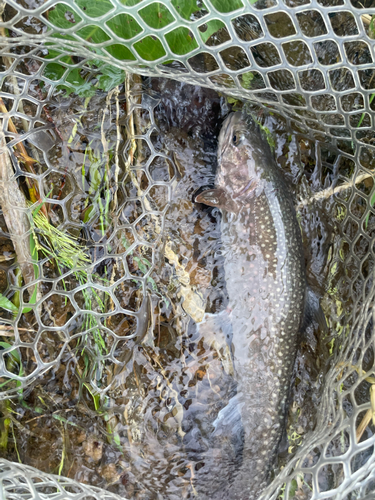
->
[196,111,271,212]
[217,111,268,201]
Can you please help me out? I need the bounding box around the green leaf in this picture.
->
[134,36,166,61]
[256,123,276,151]
[134,256,151,275]
[198,19,225,43]
[96,65,125,92]
[83,383,101,411]
[0,295,18,313]
[0,379,13,389]
[38,396,48,407]
[289,479,298,497]
[83,206,95,224]
[65,70,97,97]
[165,27,198,55]
[48,4,82,29]
[171,0,202,20]
[52,414,79,427]
[365,190,375,228]
[45,46,128,94]
[22,288,38,314]
[139,3,175,29]
[44,47,65,61]
[0,342,12,349]
[147,276,158,292]
[31,189,53,218]
[76,25,110,44]
[239,71,255,89]
[113,433,121,447]
[43,62,66,82]
[208,0,244,12]
[0,344,21,364]
[20,232,39,314]
[75,0,114,18]
[104,44,136,61]
[106,13,143,40]
[69,81,93,97]
[119,0,143,5]
[369,15,375,39]
[43,61,95,97]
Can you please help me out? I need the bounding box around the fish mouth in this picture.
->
[233,179,257,199]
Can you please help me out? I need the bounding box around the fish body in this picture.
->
[196,112,306,499]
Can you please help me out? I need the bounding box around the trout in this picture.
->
[196,111,307,499]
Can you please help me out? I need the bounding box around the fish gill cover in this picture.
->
[0,0,375,499]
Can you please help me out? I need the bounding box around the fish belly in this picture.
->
[218,197,305,499]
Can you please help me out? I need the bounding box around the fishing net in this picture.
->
[0,458,124,499]
[0,0,375,499]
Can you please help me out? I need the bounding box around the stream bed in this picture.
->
[0,76,372,499]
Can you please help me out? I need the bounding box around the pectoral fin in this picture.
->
[195,188,226,207]
[195,188,238,212]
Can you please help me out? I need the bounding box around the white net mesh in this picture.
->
[0,458,124,499]
[1,0,375,499]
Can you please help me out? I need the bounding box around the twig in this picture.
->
[356,408,372,443]
[0,253,15,261]
[355,385,375,443]
[124,73,137,170]
[108,86,121,211]
[0,131,37,293]
[0,325,36,336]
[130,74,144,170]
[362,14,372,25]
[124,75,162,234]
[186,462,198,497]
[297,172,374,209]
[0,99,35,176]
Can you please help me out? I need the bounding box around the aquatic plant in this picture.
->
[31,208,108,356]
[81,142,112,236]
[31,207,91,271]
[0,200,108,387]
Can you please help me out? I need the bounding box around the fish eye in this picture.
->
[232,132,241,146]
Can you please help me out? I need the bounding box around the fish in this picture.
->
[195,111,307,499]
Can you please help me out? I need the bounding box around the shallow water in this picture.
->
[0,76,367,499]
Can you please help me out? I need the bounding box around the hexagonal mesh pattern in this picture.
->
[0,457,124,499]
[1,0,375,141]
[0,89,169,397]
[0,0,375,499]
